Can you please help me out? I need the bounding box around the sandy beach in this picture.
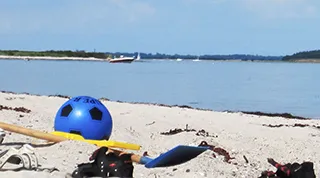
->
[0,55,106,61]
[0,91,319,177]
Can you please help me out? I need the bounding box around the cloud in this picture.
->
[0,0,156,35]
[241,0,318,19]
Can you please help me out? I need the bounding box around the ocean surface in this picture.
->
[1,59,320,119]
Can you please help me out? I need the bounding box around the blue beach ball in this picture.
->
[54,96,113,140]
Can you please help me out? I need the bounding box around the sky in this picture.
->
[0,0,320,56]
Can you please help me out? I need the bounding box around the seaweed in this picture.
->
[0,105,31,113]
[240,111,311,120]
[48,94,70,99]
[160,125,217,137]
[198,141,235,163]
[262,123,320,129]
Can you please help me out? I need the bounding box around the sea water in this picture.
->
[0,59,319,119]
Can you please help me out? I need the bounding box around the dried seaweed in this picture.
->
[240,111,311,120]
[48,94,70,99]
[0,105,31,113]
[160,125,217,137]
[262,123,320,129]
[160,124,196,135]
[195,129,217,137]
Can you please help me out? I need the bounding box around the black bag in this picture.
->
[259,158,316,178]
[70,147,134,178]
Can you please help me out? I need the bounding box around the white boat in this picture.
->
[136,53,141,60]
[176,58,183,61]
[192,56,201,62]
[109,55,135,63]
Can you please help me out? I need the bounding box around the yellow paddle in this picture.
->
[50,131,140,150]
[0,121,140,150]
[0,121,144,163]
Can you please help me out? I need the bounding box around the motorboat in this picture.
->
[192,56,201,62]
[109,55,135,63]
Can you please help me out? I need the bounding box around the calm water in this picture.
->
[1,59,320,119]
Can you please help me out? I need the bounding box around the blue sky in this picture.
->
[1,0,319,56]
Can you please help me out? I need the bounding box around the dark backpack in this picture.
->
[259,158,316,178]
[70,147,134,178]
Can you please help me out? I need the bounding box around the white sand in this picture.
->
[0,92,319,177]
[0,55,106,61]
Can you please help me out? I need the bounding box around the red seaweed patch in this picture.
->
[199,141,235,163]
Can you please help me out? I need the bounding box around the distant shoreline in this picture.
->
[0,55,106,62]
[1,54,320,63]
[1,49,320,63]
[0,55,277,63]
[284,59,320,63]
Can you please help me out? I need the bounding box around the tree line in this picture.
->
[0,50,109,59]
[282,50,320,61]
[2,49,320,61]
